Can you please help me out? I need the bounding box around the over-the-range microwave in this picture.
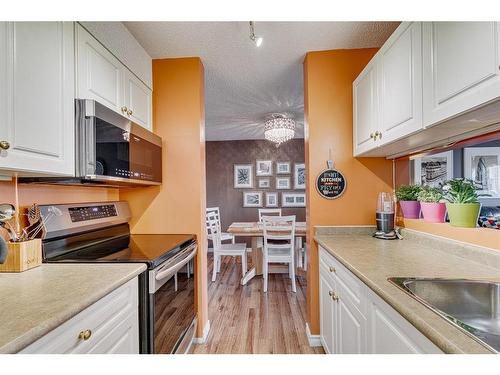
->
[23,99,162,187]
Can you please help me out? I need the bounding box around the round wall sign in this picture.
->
[316,169,347,199]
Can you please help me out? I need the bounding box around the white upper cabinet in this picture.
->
[123,69,152,130]
[0,22,75,176]
[422,22,500,127]
[76,24,153,130]
[76,24,123,113]
[353,22,500,158]
[353,59,378,156]
[377,22,423,144]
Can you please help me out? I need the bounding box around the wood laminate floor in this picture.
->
[193,254,324,354]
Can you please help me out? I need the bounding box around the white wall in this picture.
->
[79,22,152,88]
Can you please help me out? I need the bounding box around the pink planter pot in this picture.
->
[420,202,447,223]
[399,200,421,219]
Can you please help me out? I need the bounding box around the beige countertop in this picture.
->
[0,263,147,353]
[314,227,500,354]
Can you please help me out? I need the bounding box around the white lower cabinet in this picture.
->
[318,246,442,354]
[20,277,139,354]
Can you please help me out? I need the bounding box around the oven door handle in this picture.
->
[155,245,197,282]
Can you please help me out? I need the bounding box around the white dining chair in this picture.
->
[258,208,282,221]
[206,207,235,244]
[261,215,296,293]
[207,212,247,282]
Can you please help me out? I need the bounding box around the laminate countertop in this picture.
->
[0,263,146,353]
[314,226,500,354]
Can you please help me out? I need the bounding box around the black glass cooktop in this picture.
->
[43,224,195,269]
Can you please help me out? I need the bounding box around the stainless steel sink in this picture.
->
[388,277,500,353]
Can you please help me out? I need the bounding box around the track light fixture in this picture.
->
[249,21,263,47]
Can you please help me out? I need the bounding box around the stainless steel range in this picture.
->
[40,201,197,354]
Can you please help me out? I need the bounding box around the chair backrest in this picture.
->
[261,215,295,248]
[258,208,282,221]
[206,212,222,250]
[206,206,221,227]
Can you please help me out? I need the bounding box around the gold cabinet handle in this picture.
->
[374,130,382,140]
[329,290,339,301]
[0,140,10,150]
[329,266,336,273]
[127,109,133,116]
[369,132,375,140]
[121,106,128,114]
[78,329,92,341]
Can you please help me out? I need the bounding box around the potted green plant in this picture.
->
[442,179,481,228]
[395,185,422,219]
[417,186,447,223]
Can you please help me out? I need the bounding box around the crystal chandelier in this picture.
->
[264,115,296,146]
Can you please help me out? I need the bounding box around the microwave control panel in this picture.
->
[68,204,118,222]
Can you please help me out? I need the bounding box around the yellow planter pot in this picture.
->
[446,203,481,228]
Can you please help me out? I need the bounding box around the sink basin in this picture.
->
[388,277,500,353]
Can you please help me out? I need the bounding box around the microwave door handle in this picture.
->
[155,246,197,282]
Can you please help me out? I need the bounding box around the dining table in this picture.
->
[227,221,307,285]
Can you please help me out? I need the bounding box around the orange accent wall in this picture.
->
[304,49,393,334]
[0,181,118,239]
[119,57,208,338]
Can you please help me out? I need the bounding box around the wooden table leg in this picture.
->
[241,236,261,285]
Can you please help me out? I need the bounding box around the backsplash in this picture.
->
[0,180,118,240]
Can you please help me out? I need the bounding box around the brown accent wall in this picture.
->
[120,57,208,338]
[304,49,393,334]
[206,139,306,233]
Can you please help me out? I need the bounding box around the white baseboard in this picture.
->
[193,320,211,344]
[305,323,323,347]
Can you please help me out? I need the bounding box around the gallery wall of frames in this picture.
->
[205,139,306,231]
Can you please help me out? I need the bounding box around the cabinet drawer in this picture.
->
[21,277,139,354]
[319,247,366,315]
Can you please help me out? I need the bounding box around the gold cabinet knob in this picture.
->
[121,106,128,114]
[329,266,336,273]
[127,109,133,116]
[78,329,92,341]
[370,133,375,139]
[329,290,339,301]
[374,130,382,140]
[0,140,10,150]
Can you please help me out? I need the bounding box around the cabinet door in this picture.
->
[0,22,74,176]
[76,23,123,114]
[423,22,500,127]
[336,296,366,354]
[123,69,153,130]
[319,268,336,354]
[353,60,378,156]
[378,22,422,145]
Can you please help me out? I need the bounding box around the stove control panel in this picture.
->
[68,204,118,222]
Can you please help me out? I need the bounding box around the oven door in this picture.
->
[148,244,197,354]
[76,99,162,185]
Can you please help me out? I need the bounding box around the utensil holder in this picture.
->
[0,239,42,273]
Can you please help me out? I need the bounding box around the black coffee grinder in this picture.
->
[373,192,400,240]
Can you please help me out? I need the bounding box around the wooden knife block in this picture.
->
[0,239,42,273]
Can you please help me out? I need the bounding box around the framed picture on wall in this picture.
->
[276,162,291,174]
[256,160,273,176]
[464,147,500,201]
[282,192,306,207]
[413,151,453,188]
[234,164,253,188]
[243,191,263,207]
[276,177,291,189]
[258,178,271,188]
[265,192,278,207]
[294,163,306,189]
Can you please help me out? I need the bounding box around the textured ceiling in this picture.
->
[124,22,399,141]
